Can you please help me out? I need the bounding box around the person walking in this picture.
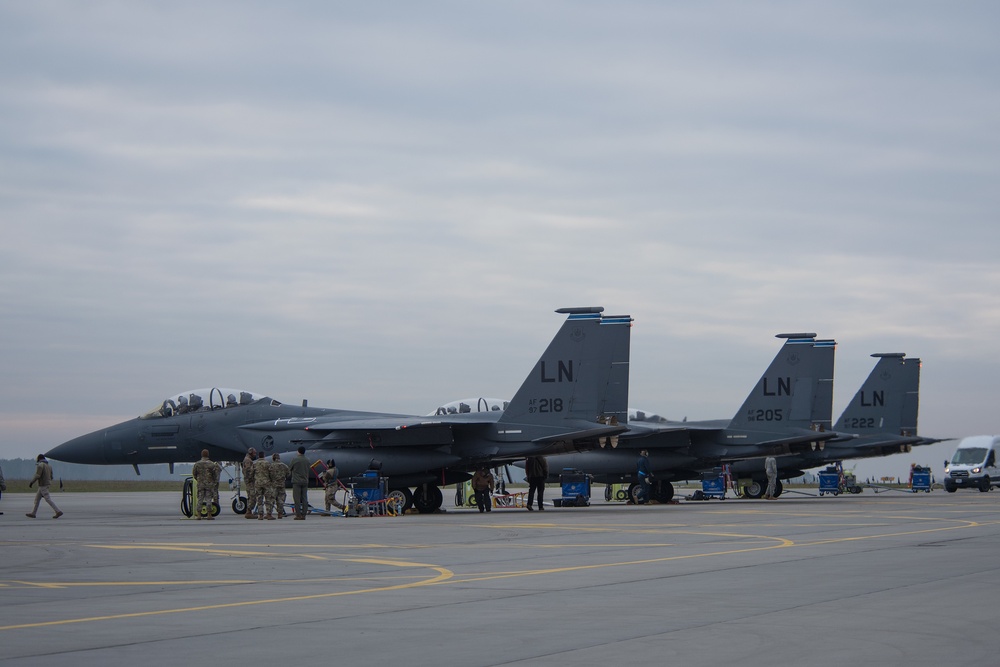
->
[471,466,495,513]
[288,446,311,520]
[320,459,346,516]
[635,449,652,505]
[525,455,548,511]
[26,454,62,519]
[191,449,220,519]
[269,453,290,519]
[764,456,778,500]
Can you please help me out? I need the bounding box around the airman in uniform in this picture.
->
[26,454,62,519]
[191,449,220,519]
[253,453,272,519]
[269,453,290,519]
[320,459,345,516]
[242,448,258,519]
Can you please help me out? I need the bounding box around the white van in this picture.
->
[944,435,1000,492]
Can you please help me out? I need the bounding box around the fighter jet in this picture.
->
[726,352,942,496]
[46,307,632,513]
[539,333,839,502]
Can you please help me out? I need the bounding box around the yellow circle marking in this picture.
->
[0,557,452,631]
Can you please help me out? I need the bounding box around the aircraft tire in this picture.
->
[181,478,193,517]
[388,487,413,513]
[232,496,248,514]
[742,480,765,499]
[773,480,784,498]
[652,480,675,503]
[627,482,644,504]
[412,484,443,513]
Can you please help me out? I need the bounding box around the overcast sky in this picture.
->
[2,2,997,480]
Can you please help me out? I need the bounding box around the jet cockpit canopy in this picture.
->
[140,388,269,419]
[431,397,508,416]
[629,409,670,423]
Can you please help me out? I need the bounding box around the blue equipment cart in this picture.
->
[911,467,932,493]
[553,469,591,507]
[818,467,842,496]
[701,468,727,499]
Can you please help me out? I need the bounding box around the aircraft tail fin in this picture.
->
[835,353,921,436]
[727,333,836,434]
[498,307,632,428]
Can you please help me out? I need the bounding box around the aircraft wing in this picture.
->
[829,434,946,458]
[703,428,841,461]
[301,417,458,446]
[531,423,629,445]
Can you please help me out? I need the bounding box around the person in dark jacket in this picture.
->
[471,466,495,513]
[288,446,311,520]
[525,456,548,511]
[636,449,652,505]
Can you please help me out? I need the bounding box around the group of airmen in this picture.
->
[241,448,291,520]
[189,447,292,520]
[191,448,347,520]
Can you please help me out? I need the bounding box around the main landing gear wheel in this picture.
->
[232,496,248,514]
[388,487,413,513]
[627,482,645,504]
[773,480,784,498]
[412,484,443,513]
[652,480,675,503]
[742,480,765,499]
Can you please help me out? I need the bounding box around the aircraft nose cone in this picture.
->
[46,430,104,464]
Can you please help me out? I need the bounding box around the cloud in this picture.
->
[0,2,997,482]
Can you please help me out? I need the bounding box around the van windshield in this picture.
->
[952,447,987,465]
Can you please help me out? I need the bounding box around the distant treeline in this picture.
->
[0,458,199,481]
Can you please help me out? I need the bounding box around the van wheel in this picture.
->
[979,477,991,492]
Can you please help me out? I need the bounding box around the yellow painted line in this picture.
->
[0,558,453,631]
[89,544,327,560]
[1,575,432,590]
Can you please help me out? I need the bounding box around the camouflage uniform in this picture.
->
[320,466,345,514]
[242,451,258,519]
[191,453,220,519]
[268,455,290,519]
[253,456,271,519]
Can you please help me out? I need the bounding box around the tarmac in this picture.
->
[2,487,998,666]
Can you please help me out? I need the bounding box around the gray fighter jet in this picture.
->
[726,352,942,496]
[46,307,632,513]
[540,333,839,502]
